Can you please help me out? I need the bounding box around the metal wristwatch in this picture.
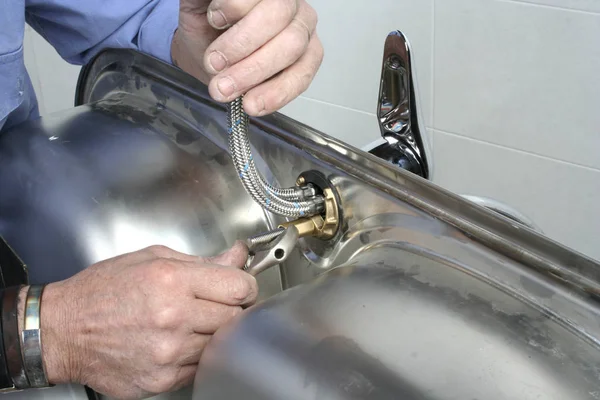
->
[21,285,52,389]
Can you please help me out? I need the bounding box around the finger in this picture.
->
[177,334,212,365]
[171,364,201,391]
[202,241,248,269]
[207,1,317,103]
[243,33,324,116]
[187,299,243,334]
[206,0,262,30]
[203,0,301,75]
[184,262,258,306]
[197,311,246,367]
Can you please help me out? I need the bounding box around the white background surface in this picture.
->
[23,0,600,262]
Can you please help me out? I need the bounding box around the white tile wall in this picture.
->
[281,96,381,148]
[295,0,434,125]
[433,130,600,260]
[434,0,600,170]
[22,1,600,261]
[283,0,600,262]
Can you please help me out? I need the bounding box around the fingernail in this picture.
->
[217,77,235,98]
[209,51,227,72]
[208,8,229,29]
[254,96,266,116]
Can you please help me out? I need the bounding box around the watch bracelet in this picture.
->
[0,286,28,392]
[22,284,53,388]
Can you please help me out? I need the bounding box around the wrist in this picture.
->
[170,28,212,86]
[36,283,79,385]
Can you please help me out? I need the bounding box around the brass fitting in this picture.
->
[279,188,339,240]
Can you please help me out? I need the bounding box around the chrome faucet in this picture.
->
[369,31,430,179]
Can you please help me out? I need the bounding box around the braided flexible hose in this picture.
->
[227,96,324,218]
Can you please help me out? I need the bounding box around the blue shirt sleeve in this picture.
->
[24,0,179,65]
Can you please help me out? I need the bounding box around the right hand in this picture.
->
[37,242,256,399]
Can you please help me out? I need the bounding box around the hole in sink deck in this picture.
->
[287,172,347,269]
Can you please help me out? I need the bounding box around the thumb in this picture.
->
[203,241,249,268]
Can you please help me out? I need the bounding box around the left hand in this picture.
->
[172,0,324,116]
[40,242,256,399]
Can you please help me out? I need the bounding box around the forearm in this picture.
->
[25,0,179,66]
[39,283,77,385]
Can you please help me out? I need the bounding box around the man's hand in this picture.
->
[37,242,256,399]
[171,0,324,116]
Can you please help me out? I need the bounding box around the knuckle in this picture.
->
[148,260,180,287]
[275,68,311,109]
[287,71,305,94]
[315,39,325,61]
[232,27,254,54]
[289,22,310,52]
[224,271,256,302]
[146,245,173,259]
[151,306,182,329]
[152,340,181,366]
[312,6,319,26]
[300,67,313,88]
[283,0,299,18]
[310,40,324,70]
[304,4,318,29]
[246,59,267,81]
[283,78,298,104]
[267,83,292,111]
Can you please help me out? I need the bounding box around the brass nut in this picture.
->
[279,188,339,240]
[319,188,339,239]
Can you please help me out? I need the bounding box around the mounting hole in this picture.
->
[274,249,285,260]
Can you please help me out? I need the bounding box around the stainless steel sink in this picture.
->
[0,31,598,400]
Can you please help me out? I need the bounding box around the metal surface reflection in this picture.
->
[0,42,597,400]
[0,105,273,288]
[194,247,600,400]
[461,195,543,233]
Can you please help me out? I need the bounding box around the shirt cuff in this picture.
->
[137,0,179,65]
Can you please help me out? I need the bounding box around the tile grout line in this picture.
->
[435,129,600,173]
[298,95,376,117]
[430,0,436,151]
[288,99,599,173]
[430,0,436,127]
[496,0,600,15]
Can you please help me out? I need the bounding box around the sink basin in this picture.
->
[0,48,599,400]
